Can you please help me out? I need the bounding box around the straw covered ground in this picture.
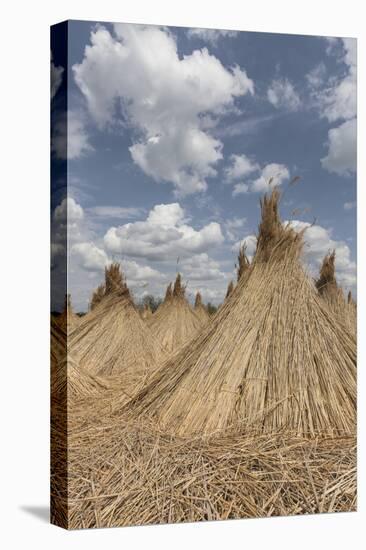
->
[52,403,356,529]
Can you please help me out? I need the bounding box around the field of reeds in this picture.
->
[51,189,357,530]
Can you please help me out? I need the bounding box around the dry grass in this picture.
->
[194,292,210,324]
[147,274,205,355]
[51,406,356,529]
[127,190,356,437]
[58,294,79,332]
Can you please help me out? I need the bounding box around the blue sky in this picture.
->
[51,21,356,311]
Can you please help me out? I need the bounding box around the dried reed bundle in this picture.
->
[141,303,153,320]
[58,294,79,332]
[51,316,66,367]
[105,262,129,296]
[237,244,250,281]
[69,264,166,388]
[194,292,210,323]
[90,283,105,311]
[147,274,204,354]
[225,280,234,299]
[128,190,356,437]
[347,291,357,330]
[59,411,356,529]
[316,252,355,333]
[51,318,109,405]
[52,355,109,402]
[164,282,173,301]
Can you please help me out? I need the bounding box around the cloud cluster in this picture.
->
[71,242,109,271]
[54,197,84,222]
[267,78,301,111]
[186,28,238,45]
[344,201,356,211]
[180,253,226,281]
[104,202,224,261]
[73,24,254,196]
[320,38,357,176]
[71,241,164,282]
[51,52,63,100]
[321,118,356,176]
[306,62,327,90]
[52,110,93,160]
[225,154,290,195]
[224,217,247,242]
[224,154,259,181]
[51,197,229,309]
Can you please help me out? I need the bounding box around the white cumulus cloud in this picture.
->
[232,183,250,196]
[267,78,301,111]
[103,202,224,261]
[186,28,238,45]
[180,253,226,281]
[52,110,93,160]
[321,118,356,176]
[320,38,356,124]
[344,201,356,211]
[73,24,254,196]
[224,154,260,182]
[251,163,290,193]
[306,62,327,90]
[224,153,290,195]
[51,52,63,100]
[72,242,109,271]
[318,38,357,177]
[54,197,84,222]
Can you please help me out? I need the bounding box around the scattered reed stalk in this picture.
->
[237,244,250,281]
[52,405,356,529]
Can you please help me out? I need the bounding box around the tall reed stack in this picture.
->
[128,189,356,437]
[316,251,356,333]
[69,263,166,392]
[147,273,204,354]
